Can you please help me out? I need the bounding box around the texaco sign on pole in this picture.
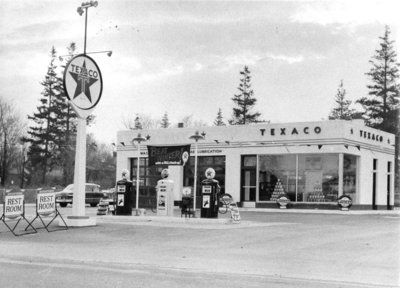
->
[63,54,102,225]
[63,54,103,118]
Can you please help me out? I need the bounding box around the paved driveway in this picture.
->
[0,207,398,288]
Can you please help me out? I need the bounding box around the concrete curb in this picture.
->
[20,204,400,216]
[97,214,231,224]
[239,207,400,215]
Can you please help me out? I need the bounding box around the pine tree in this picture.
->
[329,80,356,120]
[160,112,170,128]
[24,47,61,185]
[214,108,226,126]
[229,66,261,125]
[57,42,79,185]
[357,26,399,133]
[357,25,400,207]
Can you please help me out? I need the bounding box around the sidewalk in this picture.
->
[92,206,400,230]
[239,207,400,215]
[21,203,400,216]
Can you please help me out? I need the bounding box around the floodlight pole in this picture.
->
[189,131,205,217]
[84,7,88,53]
[132,133,148,215]
[77,1,98,55]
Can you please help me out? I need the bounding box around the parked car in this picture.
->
[55,183,108,207]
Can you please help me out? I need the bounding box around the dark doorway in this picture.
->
[241,155,257,202]
[387,161,392,210]
[241,168,257,201]
[372,159,377,210]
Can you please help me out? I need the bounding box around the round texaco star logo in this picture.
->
[205,168,216,179]
[63,54,103,111]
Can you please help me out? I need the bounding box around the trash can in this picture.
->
[181,187,193,217]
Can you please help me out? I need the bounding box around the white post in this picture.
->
[72,118,87,218]
[338,153,344,198]
[193,140,198,216]
[136,142,140,212]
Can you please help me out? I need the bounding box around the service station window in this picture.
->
[258,155,296,201]
[184,156,226,193]
[343,154,357,198]
[130,158,167,196]
[297,154,339,203]
[258,154,352,203]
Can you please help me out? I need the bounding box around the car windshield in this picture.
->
[86,185,100,192]
[63,184,74,192]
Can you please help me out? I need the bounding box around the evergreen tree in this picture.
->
[357,26,399,133]
[56,43,79,185]
[229,66,261,125]
[160,112,170,128]
[329,80,356,120]
[357,25,400,206]
[214,108,226,126]
[24,47,61,185]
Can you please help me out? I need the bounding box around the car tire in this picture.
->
[60,203,68,208]
[90,203,97,207]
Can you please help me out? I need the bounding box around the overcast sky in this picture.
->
[1,0,399,145]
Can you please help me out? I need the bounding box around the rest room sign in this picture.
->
[37,191,56,215]
[4,193,24,219]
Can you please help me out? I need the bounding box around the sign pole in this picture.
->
[84,6,88,54]
[136,141,140,212]
[71,117,87,218]
[189,131,205,217]
[193,140,198,216]
[132,133,148,215]
[63,1,102,227]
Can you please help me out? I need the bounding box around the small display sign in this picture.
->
[37,191,56,216]
[158,191,166,210]
[117,194,125,206]
[202,186,212,194]
[182,187,192,197]
[338,195,353,210]
[117,185,126,193]
[4,193,24,219]
[277,195,290,209]
[230,205,241,223]
[202,195,210,208]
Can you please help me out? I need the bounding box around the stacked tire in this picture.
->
[96,199,109,215]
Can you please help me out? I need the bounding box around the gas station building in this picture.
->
[116,120,395,210]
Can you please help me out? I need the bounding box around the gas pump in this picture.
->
[115,169,133,215]
[200,168,220,218]
[156,169,174,216]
